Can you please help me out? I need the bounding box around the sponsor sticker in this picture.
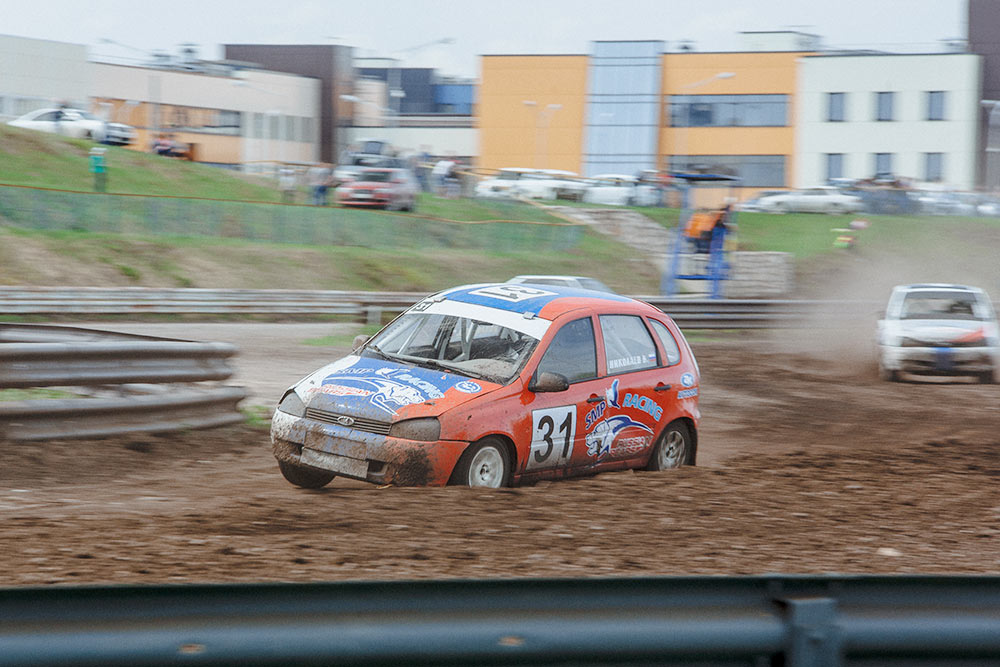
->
[680,372,696,388]
[454,380,482,394]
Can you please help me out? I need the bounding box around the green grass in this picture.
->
[0,388,79,401]
[302,324,383,347]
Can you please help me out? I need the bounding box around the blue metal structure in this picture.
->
[661,173,741,299]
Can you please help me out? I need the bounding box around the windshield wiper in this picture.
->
[416,357,491,381]
[363,343,396,361]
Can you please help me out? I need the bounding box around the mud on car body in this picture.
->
[271,283,701,488]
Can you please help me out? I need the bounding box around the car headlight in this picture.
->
[388,417,440,441]
[276,391,306,417]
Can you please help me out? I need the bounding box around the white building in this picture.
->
[91,62,321,168]
[0,34,90,119]
[796,52,982,190]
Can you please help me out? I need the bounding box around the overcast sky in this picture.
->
[1,0,968,78]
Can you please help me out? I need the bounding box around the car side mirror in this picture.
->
[352,334,372,351]
[530,371,569,393]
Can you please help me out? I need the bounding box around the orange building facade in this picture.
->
[478,43,809,194]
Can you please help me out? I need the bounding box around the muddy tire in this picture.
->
[879,365,900,382]
[647,421,693,471]
[450,437,510,488]
[278,459,335,489]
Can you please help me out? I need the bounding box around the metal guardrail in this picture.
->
[0,323,246,441]
[0,287,879,328]
[1,575,998,666]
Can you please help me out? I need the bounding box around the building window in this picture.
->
[827,92,846,122]
[876,92,894,121]
[875,153,893,178]
[826,153,844,182]
[925,152,944,181]
[668,94,788,127]
[927,91,946,121]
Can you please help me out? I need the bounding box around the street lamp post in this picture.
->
[523,101,562,169]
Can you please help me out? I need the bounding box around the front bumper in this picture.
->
[880,344,997,376]
[270,409,468,487]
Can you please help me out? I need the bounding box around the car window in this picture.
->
[535,317,597,383]
[35,111,59,121]
[600,314,658,374]
[361,171,391,182]
[648,319,681,365]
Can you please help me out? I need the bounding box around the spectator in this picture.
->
[279,167,297,204]
[88,147,108,193]
[431,158,455,196]
[307,163,331,206]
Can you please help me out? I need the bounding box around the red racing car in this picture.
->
[271,283,700,488]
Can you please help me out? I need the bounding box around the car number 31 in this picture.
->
[527,406,577,470]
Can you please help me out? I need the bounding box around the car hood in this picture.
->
[294,355,500,421]
[885,319,995,344]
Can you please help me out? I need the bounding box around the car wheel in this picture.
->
[278,459,336,489]
[646,421,693,471]
[450,437,510,488]
[977,370,995,384]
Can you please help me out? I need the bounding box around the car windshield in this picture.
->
[362,312,540,384]
[900,292,986,321]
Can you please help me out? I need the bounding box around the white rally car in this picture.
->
[877,284,999,383]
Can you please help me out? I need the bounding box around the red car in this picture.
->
[271,283,700,488]
[334,167,418,211]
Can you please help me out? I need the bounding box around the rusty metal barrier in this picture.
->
[0,323,246,442]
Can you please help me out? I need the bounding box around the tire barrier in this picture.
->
[0,575,998,666]
[0,323,246,442]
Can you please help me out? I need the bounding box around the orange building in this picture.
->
[478,39,813,196]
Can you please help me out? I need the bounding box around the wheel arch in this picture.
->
[655,416,698,465]
[449,432,519,483]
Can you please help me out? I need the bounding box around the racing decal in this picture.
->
[677,388,699,399]
[315,358,483,416]
[585,416,653,459]
[605,378,621,408]
[467,285,557,303]
[454,380,482,394]
[680,373,696,388]
[526,405,577,470]
[622,393,663,421]
[444,283,631,316]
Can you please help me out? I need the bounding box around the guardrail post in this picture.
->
[779,597,842,667]
[366,306,382,327]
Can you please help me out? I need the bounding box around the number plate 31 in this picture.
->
[527,406,577,470]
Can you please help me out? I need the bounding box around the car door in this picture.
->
[573,314,667,468]
[520,316,602,481]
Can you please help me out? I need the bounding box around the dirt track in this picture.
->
[2,326,998,585]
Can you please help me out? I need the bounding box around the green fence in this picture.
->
[0,185,583,253]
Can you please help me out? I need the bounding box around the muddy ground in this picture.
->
[2,324,998,585]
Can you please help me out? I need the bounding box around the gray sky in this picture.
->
[1,0,968,78]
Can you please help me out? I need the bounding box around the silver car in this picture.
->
[877,284,999,383]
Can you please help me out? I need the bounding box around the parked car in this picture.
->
[506,275,615,293]
[735,191,785,212]
[7,107,108,142]
[271,283,700,488]
[914,191,980,216]
[474,167,538,199]
[754,186,863,214]
[582,174,661,207]
[103,121,136,146]
[877,283,999,383]
[334,167,418,211]
[510,169,589,201]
